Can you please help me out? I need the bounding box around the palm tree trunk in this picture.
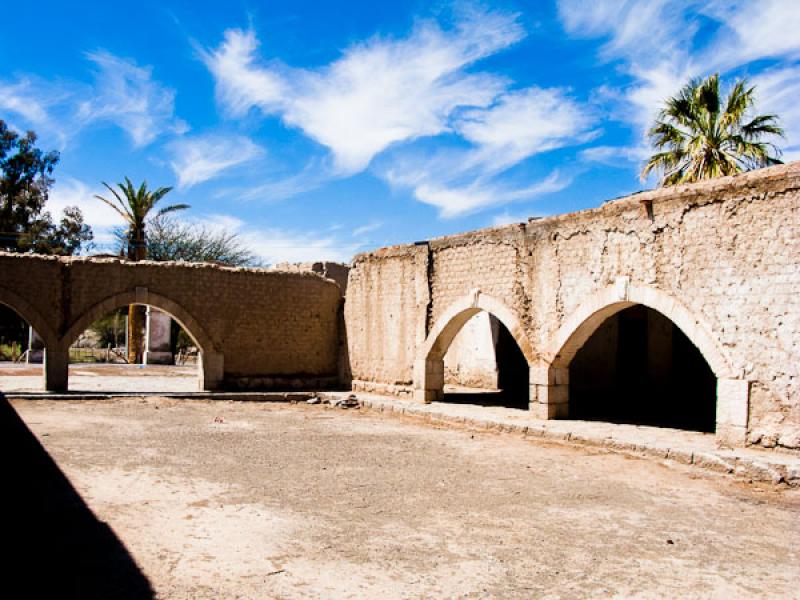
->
[127,226,147,363]
[127,304,146,364]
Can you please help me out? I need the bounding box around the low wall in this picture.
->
[0,254,342,391]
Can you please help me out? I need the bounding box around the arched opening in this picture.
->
[65,304,200,393]
[414,292,533,410]
[0,303,45,391]
[62,291,222,393]
[442,312,529,409]
[568,304,716,432]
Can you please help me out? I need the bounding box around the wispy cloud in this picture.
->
[491,210,537,227]
[380,85,592,217]
[198,214,361,264]
[1,51,185,149]
[407,171,570,219]
[202,9,524,175]
[47,177,122,248]
[78,50,186,147]
[352,220,383,237]
[559,0,800,168]
[168,133,264,188]
[0,79,52,128]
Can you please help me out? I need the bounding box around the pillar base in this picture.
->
[44,344,69,392]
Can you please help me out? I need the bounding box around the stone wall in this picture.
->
[0,255,342,391]
[345,162,800,450]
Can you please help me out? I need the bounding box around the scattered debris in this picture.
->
[267,569,285,576]
[307,396,321,405]
[213,416,225,424]
[332,394,360,409]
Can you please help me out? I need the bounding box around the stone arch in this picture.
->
[0,284,57,347]
[61,289,223,391]
[533,278,747,445]
[413,289,534,403]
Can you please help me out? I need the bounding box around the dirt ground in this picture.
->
[5,397,799,599]
[0,362,198,392]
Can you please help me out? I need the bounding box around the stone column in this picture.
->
[27,326,45,364]
[413,358,444,403]
[143,307,173,365]
[200,351,224,391]
[44,342,69,392]
[529,365,569,420]
[716,378,749,447]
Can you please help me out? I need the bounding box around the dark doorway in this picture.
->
[569,305,716,432]
[443,316,529,410]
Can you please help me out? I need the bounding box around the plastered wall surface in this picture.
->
[0,256,342,390]
[345,162,800,450]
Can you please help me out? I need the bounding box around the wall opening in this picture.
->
[66,303,202,393]
[442,312,529,410]
[568,304,716,432]
[0,303,44,391]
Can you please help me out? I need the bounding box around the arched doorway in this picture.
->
[537,281,748,444]
[0,303,45,392]
[0,286,57,392]
[61,290,223,392]
[569,304,716,431]
[414,291,533,410]
[65,305,200,393]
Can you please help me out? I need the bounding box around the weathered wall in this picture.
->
[444,312,499,388]
[345,162,800,450]
[0,255,342,391]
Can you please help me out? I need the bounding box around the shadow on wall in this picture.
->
[0,395,154,599]
[569,305,717,432]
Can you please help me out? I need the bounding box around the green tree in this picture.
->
[641,74,784,186]
[0,120,92,254]
[114,215,259,267]
[95,178,189,362]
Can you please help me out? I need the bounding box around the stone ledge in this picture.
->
[356,393,800,488]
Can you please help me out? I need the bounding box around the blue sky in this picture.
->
[1,1,798,263]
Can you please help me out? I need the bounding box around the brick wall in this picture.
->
[345,162,800,449]
[0,256,342,389]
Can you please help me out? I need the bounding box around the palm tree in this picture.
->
[95,178,189,363]
[641,74,784,186]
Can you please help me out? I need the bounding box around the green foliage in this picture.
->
[0,342,22,361]
[114,215,259,266]
[88,308,127,348]
[0,120,93,254]
[642,74,784,186]
[95,177,189,260]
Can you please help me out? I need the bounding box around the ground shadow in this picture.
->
[0,394,154,599]
[443,390,528,410]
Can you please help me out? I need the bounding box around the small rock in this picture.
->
[307,397,321,405]
[213,416,225,424]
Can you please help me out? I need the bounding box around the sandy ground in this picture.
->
[0,362,198,392]
[6,397,799,599]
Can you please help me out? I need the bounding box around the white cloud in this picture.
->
[752,65,800,162]
[580,145,648,167]
[202,10,525,174]
[410,171,569,219]
[558,0,800,167]
[47,177,123,247]
[352,220,383,237]
[491,210,537,227]
[0,79,51,127]
[702,0,800,68]
[455,87,598,173]
[78,50,186,147]
[168,134,264,188]
[380,84,592,217]
[196,214,361,264]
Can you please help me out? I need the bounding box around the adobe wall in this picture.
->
[345,162,800,450]
[0,254,342,391]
